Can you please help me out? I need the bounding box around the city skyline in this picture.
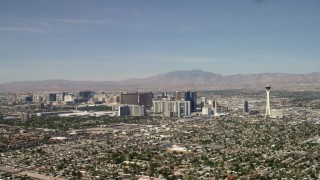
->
[1,0,320,83]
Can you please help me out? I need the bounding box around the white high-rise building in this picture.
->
[130,105,145,116]
[32,95,41,103]
[177,101,191,117]
[93,94,106,102]
[64,95,74,102]
[153,100,190,117]
[265,85,271,119]
[56,93,63,102]
[201,97,207,109]
[118,105,145,116]
[183,101,191,117]
[153,100,165,113]
[153,100,180,114]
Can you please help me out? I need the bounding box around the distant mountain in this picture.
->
[1,70,320,92]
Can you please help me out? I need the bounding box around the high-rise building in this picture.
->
[32,95,42,103]
[56,93,63,102]
[177,101,191,117]
[184,91,197,112]
[107,96,118,104]
[79,91,94,101]
[120,92,153,106]
[62,92,68,101]
[201,97,207,110]
[122,92,139,105]
[184,91,191,101]
[118,105,131,116]
[49,93,57,102]
[191,91,197,112]
[138,92,153,107]
[129,105,145,116]
[25,96,33,102]
[175,91,181,101]
[153,100,180,114]
[153,100,162,113]
[181,101,191,117]
[265,85,271,119]
[118,105,145,116]
[64,95,73,102]
[153,100,190,117]
[12,93,20,101]
[243,100,249,114]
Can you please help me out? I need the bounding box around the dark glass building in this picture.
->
[243,100,249,114]
[184,91,197,112]
[79,91,94,101]
[25,96,33,102]
[49,93,57,102]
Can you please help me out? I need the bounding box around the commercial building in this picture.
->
[153,100,179,114]
[92,94,106,102]
[12,93,20,101]
[138,92,153,107]
[243,100,249,114]
[175,91,181,101]
[25,96,33,102]
[73,98,88,104]
[56,93,64,102]
[120,92,153,107]
[107,96,119,105]
[32,95,42,103]
[184,91,197,112]
[36,111,73,117]
[153,100,191,117]
[79,91,95,101]
[118,105,145,116]
[49,93,57,102]
[179,101,191,117]
[64,95,74,103]
[118,106,130,116]
[201,97,207,110]
[129,105,145,116]
[62,92,68,101]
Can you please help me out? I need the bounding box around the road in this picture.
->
[0,166,65,180]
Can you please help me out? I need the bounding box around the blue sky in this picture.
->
[0,0,320,83]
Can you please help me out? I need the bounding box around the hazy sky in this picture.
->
[1,0,320,83]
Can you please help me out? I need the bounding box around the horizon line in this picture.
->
[1,69,319,84]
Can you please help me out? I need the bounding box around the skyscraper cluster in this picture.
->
[153,100,191,117]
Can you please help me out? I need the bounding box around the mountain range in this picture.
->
[1,70,320,92]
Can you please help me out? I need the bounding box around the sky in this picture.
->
[0,0,320,83]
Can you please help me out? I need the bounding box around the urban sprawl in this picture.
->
[1,86,320,179]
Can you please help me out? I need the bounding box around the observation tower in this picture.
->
[265,84,271,119]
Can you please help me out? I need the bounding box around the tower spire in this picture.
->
[265,84,271,119]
